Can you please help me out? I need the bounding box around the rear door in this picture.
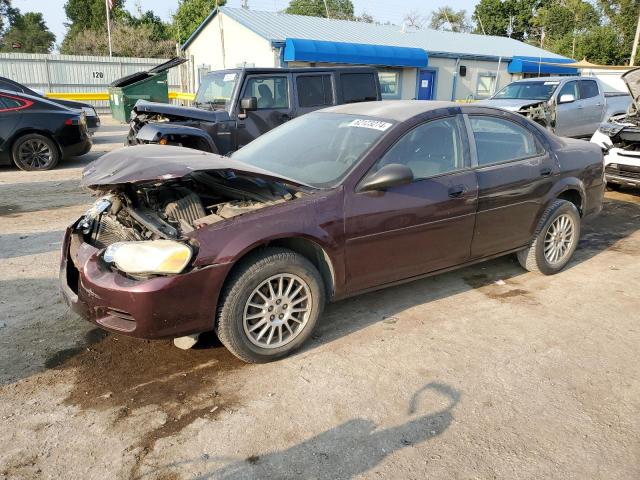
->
[578,79,605,136]
[293,73,335,116]
[466,112,558,257]
[236,73,294,148]
[0,93,30,156]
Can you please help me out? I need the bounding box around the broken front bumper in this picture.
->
[59,227,232,339]
[603,149,640,188]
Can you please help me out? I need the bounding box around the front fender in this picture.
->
[136,123,218,153]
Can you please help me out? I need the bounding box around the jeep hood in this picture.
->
[622,67,640,111]
[81,145,312,189]
[133,100,230,123]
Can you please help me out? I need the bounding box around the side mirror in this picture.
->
[238,96,257,120]
[558,93,576,104]
[240,96,257,111]
[359,163,414,192]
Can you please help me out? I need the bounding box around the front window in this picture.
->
[195,71,239,110]
[492,81,560,100]
[232,112,394,188]
[243,75,289,109]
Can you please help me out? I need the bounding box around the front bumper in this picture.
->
[59,228,231,339]
[603,148,640,188]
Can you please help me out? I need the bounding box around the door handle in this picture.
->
[448,185,466,198]
[540,167,552,177]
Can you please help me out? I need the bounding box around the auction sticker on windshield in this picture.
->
[347,119,393,131]
[223,73,237,82]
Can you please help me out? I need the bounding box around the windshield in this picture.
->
[195,71,238,110]
[493,81,559,100]
[232,112,394,188]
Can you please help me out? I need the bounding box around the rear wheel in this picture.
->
[517,200,581,275]
[12,134,60,171]
[215,248,325,363]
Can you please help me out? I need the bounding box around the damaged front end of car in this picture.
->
[60,145,308,341]
[519,101,556,131]
[591,67,640,188]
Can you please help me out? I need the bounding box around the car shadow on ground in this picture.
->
[135,382,460,480]
[0,179,90,216]
[0,230,65,259]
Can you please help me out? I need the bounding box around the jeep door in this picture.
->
[236,73,294,148]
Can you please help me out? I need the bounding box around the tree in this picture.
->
[472,0,550,41]
[429,7,472,33]
[172,0,225,45]
[285,0,354,20]
[597,0,640,63]
[61,0,126,53]
[0,0,18,35]
[63,20,174,58]
[403,10,426,30]
[0,11,55,53]
[532,0,600,55]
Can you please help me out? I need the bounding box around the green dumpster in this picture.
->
[108,57,186,123]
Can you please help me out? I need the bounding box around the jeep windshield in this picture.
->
[195,71,239,110]
[232,112,394,188]
[492,81,559,100]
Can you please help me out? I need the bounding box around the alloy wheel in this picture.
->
[243,274,312,349]
[18,139,54,170]
[543,214,575,265]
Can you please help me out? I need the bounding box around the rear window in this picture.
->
[580,80,599,99]
[341,73,378,103]
[0,95,24,110]
[296,75,334,108]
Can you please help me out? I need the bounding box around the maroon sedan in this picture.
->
[60,101,604,362]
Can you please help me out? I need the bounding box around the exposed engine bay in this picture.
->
[77,171,301,249]
[519,101,556,131]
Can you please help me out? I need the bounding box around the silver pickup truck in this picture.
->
[479,76,630,138]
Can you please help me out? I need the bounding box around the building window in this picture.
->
[476,73,497,99]
[378,70,401,99]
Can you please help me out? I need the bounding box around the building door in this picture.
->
[417,69,436,100]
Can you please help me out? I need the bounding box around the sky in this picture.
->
[12,0,478,48]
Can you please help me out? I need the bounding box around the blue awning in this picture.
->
[283,38,428,67]
[508,56,578,75]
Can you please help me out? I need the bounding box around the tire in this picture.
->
[215,248,326,363]
[11,133,60,171]
[517,200,581,275]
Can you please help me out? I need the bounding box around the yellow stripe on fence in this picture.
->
[44,92,196,101]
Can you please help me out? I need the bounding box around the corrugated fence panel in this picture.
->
[0,53,187,113]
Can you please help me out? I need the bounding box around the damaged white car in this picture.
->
[591,68,640,189]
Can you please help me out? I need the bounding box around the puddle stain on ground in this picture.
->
[462,273,537,304]
[45,330,245,479]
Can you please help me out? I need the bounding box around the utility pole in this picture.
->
[631,10,640,66]
[322,0,330,18]
[105,0,113,57]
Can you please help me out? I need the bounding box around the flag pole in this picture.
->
[105,0,113,57]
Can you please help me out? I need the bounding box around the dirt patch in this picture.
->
[463,273,536,304]
[45,331,245,478]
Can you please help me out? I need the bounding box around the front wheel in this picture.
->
[517,200,581,275]
[215,248,325,363]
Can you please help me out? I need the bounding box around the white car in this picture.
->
[590,68,640,189]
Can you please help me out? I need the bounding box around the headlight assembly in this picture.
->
[103,240,192,275]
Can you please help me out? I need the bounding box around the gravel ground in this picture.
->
[0,118,639,479]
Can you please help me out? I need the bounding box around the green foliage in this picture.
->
[62,0,126,53]
[285,0,355,20]
[473,0,549,41]
[0,11,55,53]
[172,0,225,45]
[0,0,19,35]
[429,7,472,33]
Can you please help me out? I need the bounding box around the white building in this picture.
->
[183,7,578,101]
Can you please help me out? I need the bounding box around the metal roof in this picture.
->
[184,7,570,61]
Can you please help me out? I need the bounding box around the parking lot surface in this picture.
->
[1,118,639,479]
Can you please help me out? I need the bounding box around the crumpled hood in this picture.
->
[476,98,545,112]
[81,145,309,189]
[622,67,640,112]
[134,100,230,123]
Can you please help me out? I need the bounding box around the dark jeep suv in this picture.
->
[127,67,381,155]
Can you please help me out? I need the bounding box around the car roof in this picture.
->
[512,76,581,83]
[321,100,460,122]
[0,88,78,111]
[205,66,377,76]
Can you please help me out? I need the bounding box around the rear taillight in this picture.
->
[65,118,79,126]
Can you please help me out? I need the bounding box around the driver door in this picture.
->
[554,80,582,137]
[344,115,478,293]
[236,74,294,149]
